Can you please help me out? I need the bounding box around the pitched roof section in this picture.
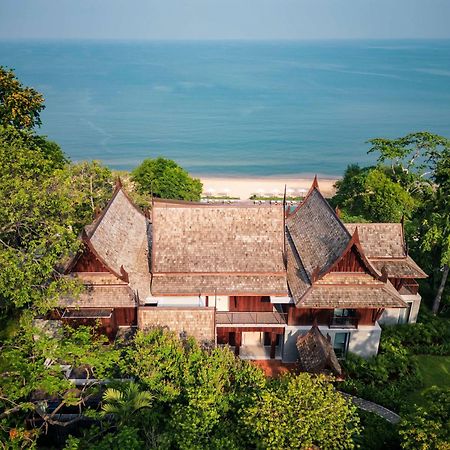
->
[152,200,285,274]
[151,199,287,295]
[287,187,351,280]
[345,223,427,279]
[80,184,152,299]
[151,273,288,296]
[345,223,405,258]
[298,283,406,309]
[371,257,427,279]
[296,325,342,376]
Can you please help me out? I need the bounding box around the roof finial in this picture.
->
[311,174,319,190]
[115,177,123,189]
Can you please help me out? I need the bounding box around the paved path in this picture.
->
[339,392,401,424]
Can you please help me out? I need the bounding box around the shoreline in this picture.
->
[198,175,339,199]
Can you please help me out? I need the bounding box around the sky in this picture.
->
[1,0,450,40]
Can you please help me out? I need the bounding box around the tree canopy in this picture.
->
[0,66,45,130]
[131,157,203,201]
[333,131,450,314]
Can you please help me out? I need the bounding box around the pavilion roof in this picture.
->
[286,185,351,280]
[296,325,342,376]
[150,199,288,295]
[286,179,407,309]
[345,223,427,279]
[69,182,152,300]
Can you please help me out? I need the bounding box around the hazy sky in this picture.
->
[1,0,450,40]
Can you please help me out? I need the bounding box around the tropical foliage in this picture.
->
[131,156,203,201]
[0,66,45,130]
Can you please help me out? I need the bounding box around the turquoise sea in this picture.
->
[1,39,450,176]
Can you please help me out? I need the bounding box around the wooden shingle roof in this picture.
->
[68,183,152,300]
[345,223,405,258]
[286,180,407,309]
[151,199,288,295]
[296,326,342,376]
[287,187,351,280]
[345,223,427,279]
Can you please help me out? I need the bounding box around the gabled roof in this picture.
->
[345,223,427,279]
[345,223,405,258]
[151,199,288,295]
[286,178,406,309]
[296,325,342,376]
[286,182,351,280]
[67,181,152,300]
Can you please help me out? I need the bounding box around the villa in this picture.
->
[60,178,426,363]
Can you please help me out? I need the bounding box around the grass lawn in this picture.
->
[407,355,450,406]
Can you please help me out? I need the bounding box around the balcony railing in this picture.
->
[216,311,287,325]
[329,316,358,329]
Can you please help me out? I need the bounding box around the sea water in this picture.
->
[1,39,450,176]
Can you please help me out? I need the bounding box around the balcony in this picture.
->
[216,311,287,325]
[329,315,358,329]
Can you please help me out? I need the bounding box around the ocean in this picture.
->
[1,39,450,177]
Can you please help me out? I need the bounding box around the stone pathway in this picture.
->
[339,392,401,424]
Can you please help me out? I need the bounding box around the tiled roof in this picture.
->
[86,186,152,298]
[371,257,427,279]
[296,326,342,376]
[60,284,136,308]
[287,188,351,279]
[286,231,311,299]
[152,200,285,273]
[151,199,287,296]
[345,223,426,278]
[298,283,406,309]
[151,273,288,296]
[345,223,405,258]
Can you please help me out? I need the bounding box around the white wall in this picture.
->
[208,295,229,311]
[347,324,381,357]
[282,324,382,363]
[155,296,206,307]
[379,294,421,325]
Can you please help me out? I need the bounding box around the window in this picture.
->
[333,332,350,358]
[331,309,357,328]
[334,308,356,317]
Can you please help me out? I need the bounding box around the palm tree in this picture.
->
[101,382,153,426]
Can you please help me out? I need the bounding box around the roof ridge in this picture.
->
[85,183,145,239]
[286,227,312,286]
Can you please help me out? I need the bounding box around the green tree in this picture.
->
[420,148,450,314]
[368,132,450,181]
[244,373,360,450]
[101,382,153,426]
[0,66,45,130]
[0,126,79,314]
[0,322,121,447]
[333,165,416,222]
[399,387,450,450]
[67,160,115,232]
[131,157,203,201]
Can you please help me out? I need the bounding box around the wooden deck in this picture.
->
[250,360,299,377]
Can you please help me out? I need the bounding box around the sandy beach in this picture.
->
[198,176,339,200]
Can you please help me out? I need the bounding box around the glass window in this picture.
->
[333,332,349,358]
[334,308,356,317]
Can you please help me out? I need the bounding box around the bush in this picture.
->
[356,411,400,450]
[399,387,450,450]
[340,340,423,411]
[381,313,450,356]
